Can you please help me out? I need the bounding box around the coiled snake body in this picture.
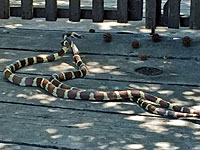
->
[3,33,200,118]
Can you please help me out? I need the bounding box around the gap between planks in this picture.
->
[0,139,78,150]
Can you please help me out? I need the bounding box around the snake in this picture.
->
[2,32,200,119]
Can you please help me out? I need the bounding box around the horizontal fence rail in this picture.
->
[0,0,200,29]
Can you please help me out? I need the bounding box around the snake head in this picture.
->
[63,32,84,39]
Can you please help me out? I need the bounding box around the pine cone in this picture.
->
[182,36,191,47]
[103,33,112,42]
[132,40,140,48]
[89,29,95,33]
[139,55,148,61]
[152,33,161,42]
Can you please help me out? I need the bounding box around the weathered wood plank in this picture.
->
[0,0,10,19]
[0,78,199,149]
[45,0,57,21]
[0,94,199,149]
[0,143,55,150]
[0,75,142,115]
[168,0,180,29]
[1,71,200,118]
[1,28,200,58]
[190,0,200,29]
[92,0,104,22]
[128,0,143,21]
[1,68,200,113]
[69,0,81,22]
[1,48,200,86]
[163,0,169,25]
[156,0,161,24]
[21,0,33,19]
[117,0,128,23]
[145,0,157,29]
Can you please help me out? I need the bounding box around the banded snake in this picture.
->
[3,32,200,119]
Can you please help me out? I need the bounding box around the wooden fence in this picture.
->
[146,0,200,29]
[0,0,200,29]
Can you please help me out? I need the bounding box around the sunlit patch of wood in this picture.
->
[123,144,144,150]
[23,67,37,72]
[167,120,188,127]
[102,65,118,70]
[183,91,195,95]
[157,90,174,95]
[0,143,20,149]
[51,134,63,139]
[46,128,58,134]
[110,71,126,76]
[193,131,200,136]
[193,145,200,150]
[192,105,200,110]
[173,37,180,40]
[192,88,200,93]
[49,62,74,72]
[125,116,146,122]
[97,21,131,30]
[72,122,93,129]
[119,110,135,114]
[48,109,59,113]
[129,84,161,92]
[103,102,123,109]
[0,58,11,63]
[170,98,191,106]
[184,95,200,101]
[87,67,105,74]
[155,142,178,150]
[16,93,57,104]
[140,120,169,133]
[4,24,23,29]
[129,60,145,64]
[87,62,99,66]
[46,128,63,139]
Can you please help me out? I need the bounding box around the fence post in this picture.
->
[117,0,128,23]
[92,0,104,22]
[128,0,143,21]
[45,0,57,21]
[145,0,157,29]
[69,0,81,22]
[21,0,33,19]
[190,0,200,29]
[156,0,161,24]
[168,0,180,29]
[0,0,10,19]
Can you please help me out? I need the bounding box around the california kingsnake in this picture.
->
[2,32,200,118]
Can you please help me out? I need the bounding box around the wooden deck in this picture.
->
[0,28,200,149]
